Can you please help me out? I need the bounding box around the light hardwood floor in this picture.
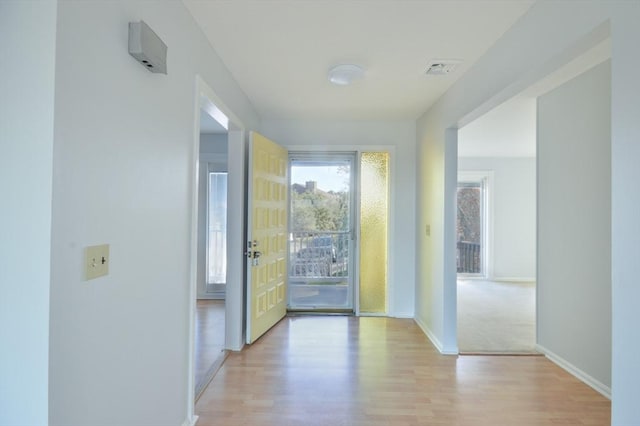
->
[196,316,610,425]
[195,300,226,399]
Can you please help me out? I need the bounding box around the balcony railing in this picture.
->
[457,240,481,274]
[290,231,350,280]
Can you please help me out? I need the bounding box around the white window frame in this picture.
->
[457,170,494,279]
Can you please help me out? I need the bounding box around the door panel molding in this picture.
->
[246,132,288,344]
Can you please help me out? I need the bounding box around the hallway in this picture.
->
[195,316,609,425]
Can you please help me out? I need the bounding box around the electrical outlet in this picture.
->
[85,244,109,280]
[425,225,431,236]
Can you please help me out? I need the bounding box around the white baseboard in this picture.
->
[536,344,611,399]
[414,317,458,355]
[229,343,244,352]
[392,312,414,318]
[491,277,536,283]
[414,317,442,352]
[182,415,199,426]
[196,294,225,300]
[442,345,459,355]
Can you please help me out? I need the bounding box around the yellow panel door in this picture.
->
[246,132,288,344]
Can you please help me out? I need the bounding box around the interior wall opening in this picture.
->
[189,78,248,417]
[195,109,229,399]
[452,37,612,357]
[456,97,537,355]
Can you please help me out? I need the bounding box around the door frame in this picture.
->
[187,76,246,419]
[284,144,395,316]
[287,151,358,312]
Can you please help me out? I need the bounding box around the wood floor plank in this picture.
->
[195,317,610,425]
[195,300,226,399]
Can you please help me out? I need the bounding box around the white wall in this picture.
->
[48,2,258,425]
[415,3,640,422]
[415,118,459,353]
[458,157,536,280]
[0,3,57,425]
[610,8,640,424]
[458,97,537,158]
[197,133,228,298]
[537,61,611,392]
[200,133,228,155]
[261,120,416,317]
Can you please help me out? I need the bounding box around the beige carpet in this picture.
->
[457,279,537,354]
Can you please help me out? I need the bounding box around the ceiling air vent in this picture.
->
[425,59,462,76]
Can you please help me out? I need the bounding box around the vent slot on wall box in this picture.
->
[425,59,462,76]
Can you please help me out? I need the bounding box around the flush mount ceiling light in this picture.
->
[328,64,365,86]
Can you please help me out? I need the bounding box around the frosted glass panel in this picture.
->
[359,152,389,313]
[207,172,227,284]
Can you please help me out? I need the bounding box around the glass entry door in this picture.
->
[288,153,355,311]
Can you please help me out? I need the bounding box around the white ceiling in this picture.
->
[184,0,534,121]
[457,39,611,158]
[458,96,536,158]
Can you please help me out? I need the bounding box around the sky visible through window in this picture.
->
[291,165,349,193]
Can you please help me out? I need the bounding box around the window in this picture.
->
[207,172,227,284]
[457,173,489,277]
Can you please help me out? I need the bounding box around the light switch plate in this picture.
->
[85,244,109,280]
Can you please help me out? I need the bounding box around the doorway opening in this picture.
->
[288,153,356,312]
[455,98,537,354]
[195,110,228,398]
[188,77,247,416]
